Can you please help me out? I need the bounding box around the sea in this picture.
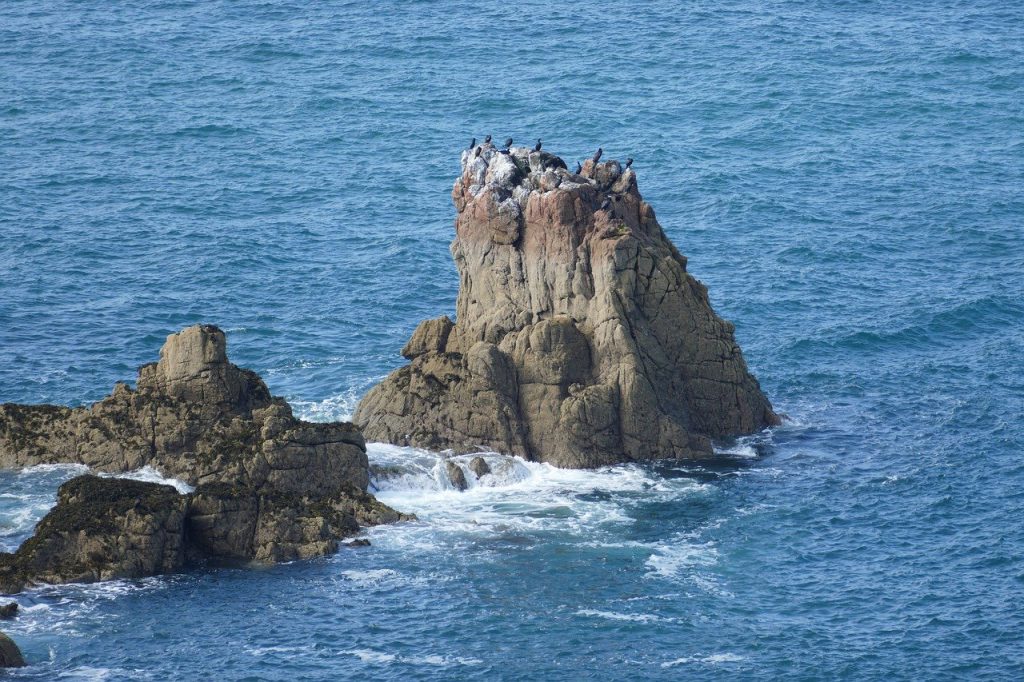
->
[1,1,1022,679]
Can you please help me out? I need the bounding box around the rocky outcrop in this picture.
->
[355,145,778,468]
[0,476,187,592]
[0,603,16,619]
[0,325,368,495]
[0,632,25,668]
[0,325,408,592]
[0,474,407,593]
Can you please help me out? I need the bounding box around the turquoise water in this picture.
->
[2,0,1023,679]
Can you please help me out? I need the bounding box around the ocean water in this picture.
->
[1,0,1023,679]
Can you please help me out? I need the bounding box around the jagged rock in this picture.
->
[402,316,454,360]
[0,325,369,495]
[0,325,408,590]
[355,147,779,468]
[0,603,17,619]
[344,539,371,547]
[0,476,187,593]
[0,631,25,668]
[445,460,468,491]
[468,456,490,478]
[186,482,408,563]
[0,474,413,593]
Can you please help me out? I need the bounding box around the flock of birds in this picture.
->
[465,136,634,214]
[467,136,633,177]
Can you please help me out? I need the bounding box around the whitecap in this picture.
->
[661,653,745,667]
[342,649,397,664]
[644,540,718,579]
[100,465,194,494]
[576,609,672,623]
[339,568,401,585]
[16,463,89,477]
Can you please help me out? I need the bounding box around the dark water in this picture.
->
[2,1,1023,679]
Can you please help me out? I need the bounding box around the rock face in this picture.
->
[0,325,408,592]
[355,146,778,468]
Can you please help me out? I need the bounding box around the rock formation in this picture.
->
[0,324,368,496]
[0,325,408,592]
[0,476,187,591]
[355,145,778,468]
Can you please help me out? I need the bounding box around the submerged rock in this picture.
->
[468,456,490,478]
[344,538,371,547]
[0,631,25,668]
[0,325,408,592]
[0,603,16,619]
[355,146,778,468]
[445,460,468,491]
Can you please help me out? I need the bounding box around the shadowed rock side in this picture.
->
[0,325,408,592]
[355,146,778,468]
[0,631,25,668]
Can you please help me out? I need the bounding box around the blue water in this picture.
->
[2,0,1023,679]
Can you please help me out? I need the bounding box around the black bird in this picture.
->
[625,158,633,169]
[534,138,542,152]
[474,146,483,158]
[574,161,582,174]
[600,197,611,211]
[484,134,492,144]
[504,137,513,149]
[469,137,476,150]
[592,147,603,164]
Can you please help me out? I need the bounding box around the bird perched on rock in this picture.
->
[592,147,603,164]
[600,197,611,211]
[534,139,542,152]
[625,158,633,169]
[484,135,492,144]
[468,137,476,150]
[574,161,582,174]
[474,146,483,158]
[504,137,513,149]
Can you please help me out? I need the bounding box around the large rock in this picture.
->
[0,474,410,594]
[0,476,187,593]
[0,325,408,590]
[0,325,368,493]
[186,482,403,563]
[355,146,778,467]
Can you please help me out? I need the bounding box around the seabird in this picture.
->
[474,146,483,158]
[600,197,611,211]
[484,135,492,144]
[625,158,633,169]
[504,137,513,149]
[574,161,582,174]
[592,147,603,164]
[534,138,542,152]
[469,137,476,150]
